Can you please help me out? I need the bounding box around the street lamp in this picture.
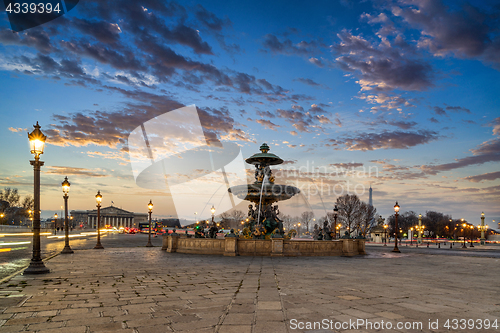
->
[93,191,104,249]
[61,177,73,254]
[383,224,388,246]
[24,122,50,274]
[298,222,301,236]
[410,227,414,246]
[392,202,400,253]
[54,213,58,235]
[461,219,466,249]
[211,205,215,225]
[333,204,338,240]
[146,200,153,247]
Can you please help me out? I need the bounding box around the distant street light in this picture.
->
[461,219,467,249]
[333,204,338,240]
[410,227,414,246]
[146,200,153,247]
[61,177,73,254]
[24,122,50,274]
[93,191,104,249]
[383,224,388,246]
[392,202,400,253]
[211,205,216,226]
[54,213,58,235]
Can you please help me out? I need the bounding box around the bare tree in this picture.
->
[0,188,20,207]
[281,214,294,231]
[220,209,245,229]
[357,202,377,237]
[22,196,34,215]
[301,211,314,233]
[336,194,362,235]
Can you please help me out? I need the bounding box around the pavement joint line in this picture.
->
[272,257,289,333]
[252,257,263,333]
[214,256,256,333]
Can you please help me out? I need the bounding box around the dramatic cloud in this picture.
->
[255,119,280,131]
[332,30,434,91]
[332,130,439,151]
[464,171,500,183]
[392,0,500,67]
[330,162,364,168]
[0,28,53,53]
[45,166,109,177]
[491,117,500,136]
[295,77,321,87]
[72,18,122,44]
[262,34,320,56]
[195,4,231,31]
[421,138,500,174]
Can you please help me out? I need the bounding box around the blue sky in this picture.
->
[0,0,499,226]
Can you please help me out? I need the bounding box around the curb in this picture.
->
[0,252,60,285]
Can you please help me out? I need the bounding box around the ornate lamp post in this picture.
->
[93,191,104,249]
[54,213,58,235]
[410,227,414,246]
[392,202,400,253]
[211,205,216,226]
[333,204,338,240]
[146,200,153,247]
[298,222,301,236]
[24,122,50,274]
[480,212,486,245]
[461,219,467,249]
[61,177,73,254]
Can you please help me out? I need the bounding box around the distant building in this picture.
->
[70,206,147,229]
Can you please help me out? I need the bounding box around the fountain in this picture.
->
[228,143,300,238]
[162,143,366,256]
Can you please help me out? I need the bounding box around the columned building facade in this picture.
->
[71,207,148,229]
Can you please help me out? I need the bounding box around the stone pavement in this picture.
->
[0,246,499,333]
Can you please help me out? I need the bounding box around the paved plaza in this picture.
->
[0,245,499,333]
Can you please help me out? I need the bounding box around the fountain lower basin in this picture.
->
[162,234,366,257]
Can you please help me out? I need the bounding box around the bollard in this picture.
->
[438,243,440,248]
[450,243,452,249]
[427,243,429,248]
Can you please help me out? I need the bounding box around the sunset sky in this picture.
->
[0,0,499,226]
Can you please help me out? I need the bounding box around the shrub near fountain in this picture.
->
[162,143,366,257]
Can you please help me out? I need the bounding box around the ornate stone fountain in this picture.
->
[228,143,300,238]
[162,143,366,256]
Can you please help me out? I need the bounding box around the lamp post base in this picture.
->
[23,260,50,274]
[61,246,74,254]
[93,243,104,249]
[392,247,400,253]
[146,242,153,247]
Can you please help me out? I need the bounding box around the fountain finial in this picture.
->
[260,143,270,153]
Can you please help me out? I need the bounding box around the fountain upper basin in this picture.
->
[229,183,300,203]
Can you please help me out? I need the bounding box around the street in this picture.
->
[0,231,162,280]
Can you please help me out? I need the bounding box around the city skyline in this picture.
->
[0,0,499,226]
